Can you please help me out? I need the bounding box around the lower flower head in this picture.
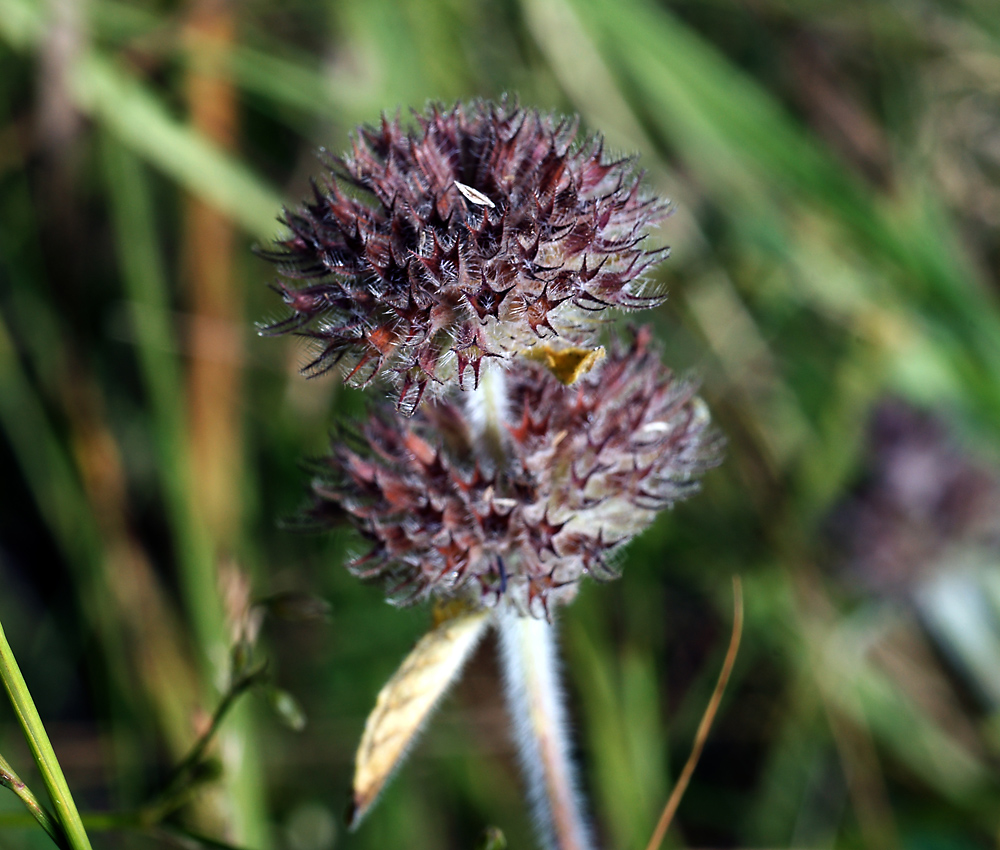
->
[307,328,720,617]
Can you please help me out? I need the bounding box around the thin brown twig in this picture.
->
[644,576,744,850]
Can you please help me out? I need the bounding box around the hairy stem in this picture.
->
[470,337,594,849]
[467,365,509,466]
[497,608,595,850]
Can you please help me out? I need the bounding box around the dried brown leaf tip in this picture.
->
[261,99,670,414]
[307,328,721,618]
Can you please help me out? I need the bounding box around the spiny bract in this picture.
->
[261,100,670,415]
[307,329,720,618]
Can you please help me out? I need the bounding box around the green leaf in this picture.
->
[74,53,284,241]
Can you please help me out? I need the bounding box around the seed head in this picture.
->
[261,100,670,414]
[307,329,720,617]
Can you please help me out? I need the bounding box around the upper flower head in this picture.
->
[261,99,670,414]
[307,329,720,618]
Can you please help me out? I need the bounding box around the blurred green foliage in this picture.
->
[2,0,1000,848]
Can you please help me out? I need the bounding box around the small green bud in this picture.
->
[230,638,254,681]
[268,687,307,732]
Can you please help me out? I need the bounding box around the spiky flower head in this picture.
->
[262,99,669,414]
[307,329,719,618]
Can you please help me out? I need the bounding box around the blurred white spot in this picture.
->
[285,802,337,850]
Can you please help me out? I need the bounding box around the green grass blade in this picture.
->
[0,752,66,849]
[100,136,220,671]
[101,136,272,850]
[0,0,44,50]
[0,619,93,850]
[567,0,1000,428]
[73,53,283,241]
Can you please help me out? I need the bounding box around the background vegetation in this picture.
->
[2,0,1000,848]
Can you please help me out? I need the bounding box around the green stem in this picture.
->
[0,813,255,850]
[101,136,272,848]
[142,668,262,824]
[0,810,138,832]
[0,618,94,850]
[0,752,67,849]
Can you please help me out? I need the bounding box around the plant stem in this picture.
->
[0,752,67,848]
[468,364,509,466]
[0,618,93,850]
[102,135,270,847]
[644,576,744,850]
[497,608,595,850]
[142,667,263,824]
[470,326,593,850]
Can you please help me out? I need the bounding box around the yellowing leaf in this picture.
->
[349,605,491,827]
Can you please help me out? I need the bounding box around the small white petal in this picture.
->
[454,181,496,208]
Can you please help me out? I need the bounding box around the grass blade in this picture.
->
[0,619,93,850]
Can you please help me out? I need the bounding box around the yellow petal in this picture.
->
[349,605,491,827]
[523,344,605,385]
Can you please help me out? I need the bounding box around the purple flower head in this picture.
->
[261,100,670,414]
[307,329,720,618]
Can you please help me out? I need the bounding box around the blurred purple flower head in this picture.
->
[261,99,670,414]
[829,399,1000,596]
[307,329,721,617]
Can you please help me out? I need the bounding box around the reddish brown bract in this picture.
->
[308,330,720,617]
[262,100,669,415]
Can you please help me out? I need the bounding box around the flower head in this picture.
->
[828,400,1000,596]
[307,329,720,618]
[266,101,722,841]
[262,100,669,414]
